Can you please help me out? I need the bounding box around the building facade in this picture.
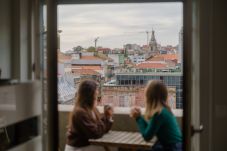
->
[115,72,183,109]
[178,27,183,67]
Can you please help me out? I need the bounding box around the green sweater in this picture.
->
[136,107,182,145]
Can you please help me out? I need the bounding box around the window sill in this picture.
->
[58,104,183,117]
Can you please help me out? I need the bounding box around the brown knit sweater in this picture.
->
[66,107,113,147]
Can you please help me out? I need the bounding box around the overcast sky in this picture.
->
[57,3,182,51]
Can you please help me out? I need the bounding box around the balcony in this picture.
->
[58,105,183,151]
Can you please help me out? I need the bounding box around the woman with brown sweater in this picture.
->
[65,80,114,151]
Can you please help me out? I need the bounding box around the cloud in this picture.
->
[58,3,182,51]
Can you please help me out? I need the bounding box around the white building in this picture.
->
[108,54,121,66]
[71,53,80,60]
[128,54,145,64]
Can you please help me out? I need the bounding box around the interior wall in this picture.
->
[0,0,32,81]
[0,0,43,150]
[20,0,31,81]
[212,0,227,150]
[0,0,12,79]
[200,0,227,150]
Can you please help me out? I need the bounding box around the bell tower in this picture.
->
[149,29,158,53]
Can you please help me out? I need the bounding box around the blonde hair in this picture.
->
[144,80,172,120]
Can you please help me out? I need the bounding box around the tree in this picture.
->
[73,46,83,52]
[87,46,96,52]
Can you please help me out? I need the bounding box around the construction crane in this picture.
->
[124,30,153,46]
[94,37,99,56]
[94,37,99,51]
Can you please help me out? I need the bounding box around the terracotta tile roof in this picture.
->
[72,69,100,75]
[156,54,178,61]
[146,54,178,62]
[72,65,102,71]
[147,56,165,61]
[136,62,167,69]
[80,56,102,60]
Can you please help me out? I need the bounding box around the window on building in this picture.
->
[119,96,126,107]
[107,96,114,104]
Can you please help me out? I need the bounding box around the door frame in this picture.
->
[45,0,195,151]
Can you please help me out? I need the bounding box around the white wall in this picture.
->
[58,62,65,75]
[108,54,119,66]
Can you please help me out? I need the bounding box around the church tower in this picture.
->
[149,29,158,53]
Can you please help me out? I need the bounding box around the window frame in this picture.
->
[56,0,184,111]
[47,0,193,150]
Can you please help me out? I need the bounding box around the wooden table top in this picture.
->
[89,131,156,149]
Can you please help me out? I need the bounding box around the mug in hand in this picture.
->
[104,104,113,116]
[97,96,102,102]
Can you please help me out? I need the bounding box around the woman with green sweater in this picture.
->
[130,80,182,151]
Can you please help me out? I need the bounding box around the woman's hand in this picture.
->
[130,107,141,119]
[104,105,114,118]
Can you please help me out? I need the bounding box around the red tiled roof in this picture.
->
[146,54,178,62]
[147,56,165,61]
[80,56,102,60]
[136,62,167,69]
[72,69,100,75]
[156,54,178,61]
[72,66,102,70]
